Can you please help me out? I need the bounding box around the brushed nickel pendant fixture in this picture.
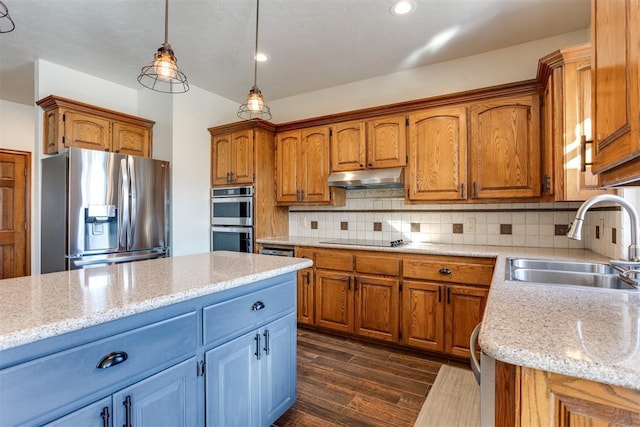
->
[237,0,272,120]
[138,0,189,94]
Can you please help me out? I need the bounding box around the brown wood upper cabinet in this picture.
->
[211,130,254,186]
[407,106,467,201]
[330,115,407,172]
[591,0,640,186]
[37,95,154,157]
[538,44,613,201]
[469,93,541,199]
[276,126,345,206]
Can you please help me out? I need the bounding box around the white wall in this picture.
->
[170,86,237,256]
[0,100,35,152]
[269,29,589,122]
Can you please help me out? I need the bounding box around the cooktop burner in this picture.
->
[320,238,408,247]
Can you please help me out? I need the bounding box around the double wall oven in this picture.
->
[211,186,254,253]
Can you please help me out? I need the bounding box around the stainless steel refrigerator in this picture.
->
[41,148,170,273]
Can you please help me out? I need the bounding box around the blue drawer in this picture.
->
[203,280,295,346]
[0,311,197,426]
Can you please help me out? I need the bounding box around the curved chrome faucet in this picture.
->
[567,194,640,262]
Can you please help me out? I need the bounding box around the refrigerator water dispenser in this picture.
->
[84,205,117,252]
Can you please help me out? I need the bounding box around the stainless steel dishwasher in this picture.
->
[258,246,295,257]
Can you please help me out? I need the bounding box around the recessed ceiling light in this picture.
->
[390,0,416,16]
[255,52,269,62]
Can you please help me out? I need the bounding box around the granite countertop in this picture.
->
[258,236,640,391]
[0,251,312,352]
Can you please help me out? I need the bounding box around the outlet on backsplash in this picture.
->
[465,218,476,232]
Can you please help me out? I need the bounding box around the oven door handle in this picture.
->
[211,226,253,233]
[212,196,253,204]
[470,322,482,385]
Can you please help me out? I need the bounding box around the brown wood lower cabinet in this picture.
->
[496,362,640,426]
[295,246,494,357]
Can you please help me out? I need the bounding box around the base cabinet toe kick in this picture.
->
[0,274,297,427]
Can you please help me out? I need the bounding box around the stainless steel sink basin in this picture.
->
[510,269,637,290]
[506,257,638,291]
[509,258,617,274]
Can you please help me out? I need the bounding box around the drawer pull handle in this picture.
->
[251,301,265,311]
[439,268,452,275]
[96,351,128,369]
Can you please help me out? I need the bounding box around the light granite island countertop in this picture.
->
[258,236,640,391]
[0,251,312,352]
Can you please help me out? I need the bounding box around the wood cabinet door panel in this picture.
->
[444,285,488,358]
[295,248,315,325]
[520,367,640,426]
[301,127,331,202]
[592,0,640,174]
[212,134,233,186]
[232,130,255,184]
[355,275,399,342]
[403,257,494,286]
[64,111,111,152]
[112,122,150,157]
[470,95,541,198]
[276,131,300,203]
[331,121,366,171]
[366,115,407,168]
[401,280,444,352]
[408,107,467,201]
[315,271,353,333]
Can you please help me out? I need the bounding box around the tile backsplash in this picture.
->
[289,189,586,249]
[288,188,639,260]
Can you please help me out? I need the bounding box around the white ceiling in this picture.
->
[0,0,590,106]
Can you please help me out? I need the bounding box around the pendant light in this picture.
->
[138,0,189,93]
[0,1,16,33]
[237,0,272,120]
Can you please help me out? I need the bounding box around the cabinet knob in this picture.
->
[439,268,452,275]
[104,148,109,152]
[96,351,128,369]
[368,163,372,167]
[251,300,265,311]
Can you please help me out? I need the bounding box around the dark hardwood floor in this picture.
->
[275,328,466,427]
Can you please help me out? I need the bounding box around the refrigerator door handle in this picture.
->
[128,156,137,249]
[119,158,130,250]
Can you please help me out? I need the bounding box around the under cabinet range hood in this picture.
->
[327,167,404,189]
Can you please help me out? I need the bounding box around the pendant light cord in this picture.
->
[253,0,260,87]
[164,0,169,45]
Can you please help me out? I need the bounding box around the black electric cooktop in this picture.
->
[319,238,408,247]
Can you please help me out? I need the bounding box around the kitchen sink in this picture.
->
[506,258,638,291]
[509,258,618,274]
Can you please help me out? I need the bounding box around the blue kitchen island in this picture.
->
[0,251,312,426]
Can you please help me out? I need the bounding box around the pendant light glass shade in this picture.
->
[138,0,189,93]
[238,0,272,120]
[0,1,16,33]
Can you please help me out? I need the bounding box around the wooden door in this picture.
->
[295,248,315,325]
[300,126,331,203]
[112,122,151,157]
[331,120,366,171]
[0,150,29,279]
[444,285,488,358]
[63,110,111,152]
[275,130,300,203]
[211,133,233,186]
[592,0,640,175]
[314,270,353,333]
[470,94,541,199]
[232,130,255,184]
[407,107,467,201]
[113,358,197,427]
[401,280,444,352]
[354,275,399,342]
[366,115,407,168]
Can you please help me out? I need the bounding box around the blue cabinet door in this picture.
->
[261,312,296,425]
[43,397,112,426]
[206,329,261,426]
[112,358,197,427]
